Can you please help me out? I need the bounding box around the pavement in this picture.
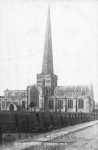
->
[1,120,98,150]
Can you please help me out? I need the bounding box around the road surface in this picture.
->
[24,122,98,150]
[1,121,98,150]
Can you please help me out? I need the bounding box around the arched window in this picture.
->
[2,101,5,109]
[22,101,25,108]
[9,104,14,110]
[68,99,73,108]
[57,100,63,109]
[43,79,45,85]
[78,98,84,109]
[49,99,53,109]
[30,87,39,106]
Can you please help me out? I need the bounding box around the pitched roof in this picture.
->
[54,85,90,97]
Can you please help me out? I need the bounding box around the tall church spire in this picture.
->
[42,6,54,75]
[37,6,57,89]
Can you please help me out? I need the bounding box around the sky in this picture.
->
[0,0,98,101]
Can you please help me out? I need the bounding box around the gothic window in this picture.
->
[49,100,53,109]
[58,100,63,109]
[22,101,25,109]
[68,99,73,108]
[78,98,84,109]
[9,104,14,110]
[2,101,5,109]
[30,87,39,106]
[43,79,45,85]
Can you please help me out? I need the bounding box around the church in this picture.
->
[0,7,94,112]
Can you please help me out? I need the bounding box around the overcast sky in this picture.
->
[0,0,98,101]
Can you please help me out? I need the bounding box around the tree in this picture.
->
[30,102,36,111]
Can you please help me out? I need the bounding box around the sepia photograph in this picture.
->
[0,0,98,149]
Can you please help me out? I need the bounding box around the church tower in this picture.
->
[37,7,57,91]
